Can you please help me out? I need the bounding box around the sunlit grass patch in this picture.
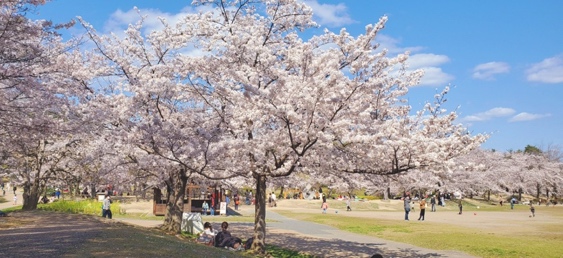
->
[38,199,122,216]
[276,210,563,258]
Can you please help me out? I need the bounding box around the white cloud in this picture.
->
[509,112,551,122]
[376,34,424,55]
[461,107,516,122]
[472,62,510,80]
[407,53,454,86]
[408,53,450,69]
[526,54,563,83]
[418,67,454,86]
[303,0,354,27]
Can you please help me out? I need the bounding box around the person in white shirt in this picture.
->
[203,222,218,236]
[271,192,277,207]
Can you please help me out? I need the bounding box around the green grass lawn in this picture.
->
[276,208,563,258]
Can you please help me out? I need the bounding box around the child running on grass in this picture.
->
[321,201,328,214]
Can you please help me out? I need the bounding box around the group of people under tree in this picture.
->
[197,221,253,251]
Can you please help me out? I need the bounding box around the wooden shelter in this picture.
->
[152,182,225,216]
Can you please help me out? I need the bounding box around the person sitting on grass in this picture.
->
[214,221,243,250]
[196,222,217,246]
[203,222,217,236]
[214,221,231,247]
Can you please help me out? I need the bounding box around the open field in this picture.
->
[271,198,563,258]
[118,196,563,257]
[3,196,562,257]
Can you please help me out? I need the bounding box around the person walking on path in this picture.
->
[13,195,17,205]
[271,192,277,207]
[55,188,61,199]
[234,194,240,210]
[530,203,535,217]
[418,198,426,221]
[403,193,411,221]
[458,199,463,215]
[321,201,328,214]
[102,195,112,219]
[346,198,352,211]
[430,195,436,212]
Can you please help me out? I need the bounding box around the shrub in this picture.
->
[38,199,122,216]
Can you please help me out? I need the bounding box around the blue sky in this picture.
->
[31,0,563,152]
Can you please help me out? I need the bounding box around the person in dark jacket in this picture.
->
[214,221,232,247]
[214,221,242,250]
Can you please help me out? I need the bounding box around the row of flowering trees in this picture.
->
[0,0,499,254]
[444,147,563,202]
[272,146,562,204]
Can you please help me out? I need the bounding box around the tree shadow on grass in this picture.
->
[0,211,244,258]
[229,222,452,258]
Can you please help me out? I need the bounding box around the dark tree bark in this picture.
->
[250,173,267,254]
[279,185,284,199]
[22,180,42,210]
[161,168,188,233]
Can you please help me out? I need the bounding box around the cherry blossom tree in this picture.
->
[165,0,486,253]
[75,0,487,252]
[0,0,95,210]
[77,10,244,232]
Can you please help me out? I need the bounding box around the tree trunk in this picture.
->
[518,188,522,201]
[251,173,267,254]
[279,185,285,199]
[383,176,391,201]
[486,190,490,201]
[161,168,188,234]
[536,183,541,200]
[22,181,41,210]
[133,182,139,202]
[546,188,550,200]
[325,188,332,199]
[90,183,97,200]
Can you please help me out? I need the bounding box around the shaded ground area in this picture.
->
[0,211,107,257]
[0,210,242,258]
